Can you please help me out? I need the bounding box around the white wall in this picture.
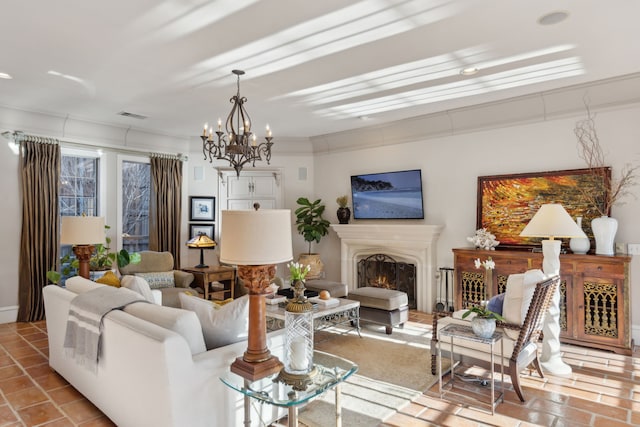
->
[312,104,640,343]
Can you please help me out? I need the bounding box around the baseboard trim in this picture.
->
[0,306,18,324]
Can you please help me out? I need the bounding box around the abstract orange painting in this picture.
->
[477,168,610,248]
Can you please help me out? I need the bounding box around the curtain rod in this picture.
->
[2,131,188,161]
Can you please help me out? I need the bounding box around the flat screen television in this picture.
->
[350,169,424,219]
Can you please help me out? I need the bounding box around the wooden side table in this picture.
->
[181,265,236,300]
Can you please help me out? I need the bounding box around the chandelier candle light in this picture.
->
[200,70,274,177]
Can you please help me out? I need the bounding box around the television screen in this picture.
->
[350,169,424,219]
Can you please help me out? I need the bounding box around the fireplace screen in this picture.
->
[357,254,416,309]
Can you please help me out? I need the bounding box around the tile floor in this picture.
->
[1,313,638,426]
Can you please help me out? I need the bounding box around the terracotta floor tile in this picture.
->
[527,397,593,425]
[39,418,75,427]
[21,332,47,343]
[0,374,35,394]
[61,399,103,424]
[0,355,14,368]
[0,404,19,425]
[4,386,48,410]
[25,363,54,379]
[0,364,23,380]
[593,415,635,427]
[78,417,117,427]
[567,396,630,421]
[383,412,435,426]
[6,345,39,358]
[32,372,68,391]
[49,385,84,406]
[15,354,47,368]
[17,401,64,426]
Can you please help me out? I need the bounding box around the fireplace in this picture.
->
[331,224,443,313]
[358,254,417,309]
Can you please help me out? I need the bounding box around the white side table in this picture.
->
[438,323,504,414]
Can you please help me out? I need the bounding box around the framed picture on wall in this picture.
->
[190,196,215,221]
[477,167,610,249]
[189,223,214,239]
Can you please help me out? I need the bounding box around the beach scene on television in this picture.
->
[351,169,424,219]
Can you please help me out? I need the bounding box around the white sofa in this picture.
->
[43,277,285,427]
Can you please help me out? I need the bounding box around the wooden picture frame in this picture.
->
[189,223,214,239]
[190,196,215,221]
[477,167,610,249]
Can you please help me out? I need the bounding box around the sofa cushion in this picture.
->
[179,293,249,350]
[135,271,175,289]
[502,269,545,340]
[123,303,206,355]
[95,271,121,287]
[65,276,104,294]
[121,275,157,303]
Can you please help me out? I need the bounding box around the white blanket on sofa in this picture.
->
[64,286,146,372]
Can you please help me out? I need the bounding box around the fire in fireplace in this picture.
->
[357,253,416,309]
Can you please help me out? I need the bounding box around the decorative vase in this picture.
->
[297,253,324,280]
[471,317,496,339]
[591,215,618,255]
[569,216,591,255]
[336,207,351,224]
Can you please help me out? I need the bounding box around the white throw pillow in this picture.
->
[121,275,156,303]
[502,269,545,340]
[179,293,249,350]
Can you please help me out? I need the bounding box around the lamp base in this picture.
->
[230,355,283,382]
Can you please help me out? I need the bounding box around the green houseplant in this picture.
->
[294,197,330,280]
[462,304,505,338]
[46,225,141,284]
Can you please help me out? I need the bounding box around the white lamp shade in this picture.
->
[519,204,587,238]
[60,216,105,245]
[220,209,293,265]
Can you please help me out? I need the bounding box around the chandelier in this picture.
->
[201,69,274,176]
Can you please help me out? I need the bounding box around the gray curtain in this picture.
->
[149,154,183,268]
[18,135,60,322]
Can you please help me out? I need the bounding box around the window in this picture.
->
[121,159,150,252]
[58,151,101,273]
[60,155,99,216]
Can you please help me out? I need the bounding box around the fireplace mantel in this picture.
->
[331,224,443,312]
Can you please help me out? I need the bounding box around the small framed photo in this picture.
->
[190,223,214,239]
[190,196,215,221]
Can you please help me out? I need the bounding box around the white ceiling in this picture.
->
[2,0,640,140]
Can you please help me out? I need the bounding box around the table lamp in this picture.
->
[60,216,106,279]
[520,203,586,376]
[186,233,216,268]
[220,207,293,381]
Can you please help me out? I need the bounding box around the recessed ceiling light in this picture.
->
[460,67,479,76]
[538,11,569,26]
[0,72,13,79]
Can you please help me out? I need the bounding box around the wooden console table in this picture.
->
[182,265,236,300]
[452,248,632,355]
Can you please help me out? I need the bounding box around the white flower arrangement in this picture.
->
[474,257,495,270]
[287,262,311,281]
[467,228,499,250]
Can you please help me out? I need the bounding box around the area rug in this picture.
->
[297,325,451,426]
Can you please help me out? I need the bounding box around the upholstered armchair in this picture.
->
[431,272,560,402]
[120,251,195,308]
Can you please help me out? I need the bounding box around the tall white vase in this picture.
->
[569,216,591,254]
[591,216,618,255]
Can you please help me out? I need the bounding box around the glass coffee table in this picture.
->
[221,351,358,427]
[266,298,361,336]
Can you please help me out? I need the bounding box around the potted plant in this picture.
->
[336,195,351,224]
[462,304,505,338]
[294,197,330,280]
[47,225,141,284]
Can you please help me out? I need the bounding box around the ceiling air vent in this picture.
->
[117,111,147,120]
